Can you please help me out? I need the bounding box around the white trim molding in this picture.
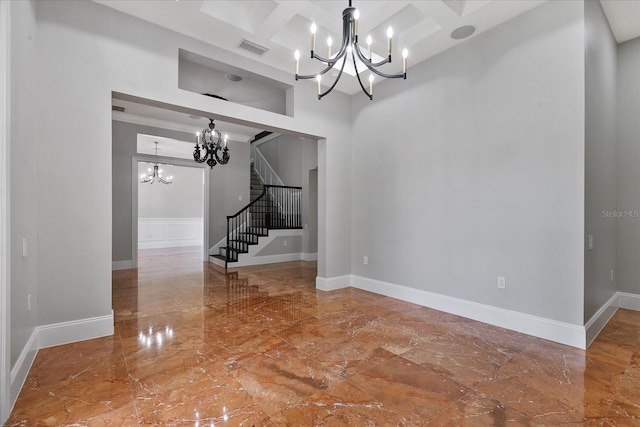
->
[316,275,352,292]
[38,311,114,349]
[585,293,619,347]
[302,252,318,261]
[9,311,114,415]
[351,275,587,349]
[618,292,640,311]
[112,260,134,271]
[10,329,37,407]
[138,217,203,250]
[585,292,640,347]
[0,0,10,422]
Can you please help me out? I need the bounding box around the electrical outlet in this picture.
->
[363,256,368,265]
[497,276,506,290]
[239,195,243,201]
[588,235,593,250]
[22,238,27,258]
[610,270,614,283]
[27,294,31,312]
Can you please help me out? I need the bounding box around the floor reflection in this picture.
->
[6,247,640,426]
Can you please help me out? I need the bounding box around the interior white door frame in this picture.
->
[131,155,210,267]
[0,0,11,422]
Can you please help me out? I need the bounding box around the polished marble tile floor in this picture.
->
[7,246,640,426]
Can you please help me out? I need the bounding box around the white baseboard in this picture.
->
[10,328,38,407]
[585,293,619,347]
[38,311,114,349]
[618,292,640,310]
[9,310,114,412]
[316,275,352,292]
[302,252,318,261]
[112,260,134,271]
[350,275,587,349]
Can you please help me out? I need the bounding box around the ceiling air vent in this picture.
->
[112,105,125,112]
[238,39,269,56]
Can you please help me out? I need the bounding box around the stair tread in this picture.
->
[211,254,234,261]
[220,246,248,253]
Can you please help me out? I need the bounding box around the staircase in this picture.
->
[211,164,302,269]
[250,167,263,202]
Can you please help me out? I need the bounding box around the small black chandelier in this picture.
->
[140,141,173,185]
[294,0,408,100]
[193,119,230,169]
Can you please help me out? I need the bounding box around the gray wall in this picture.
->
[616,37,640,295]
[584,0,618,322]
[258,135,318,254]
[112,121,199,262]
[256,235,302,256]
[138,163,203,219]
[208,140,250,249]
[9,0,38,369]
[350,0,585,325]
[178,53,287,116]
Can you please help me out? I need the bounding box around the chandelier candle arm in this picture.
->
[294,0,408,100]
[320,53,348,99]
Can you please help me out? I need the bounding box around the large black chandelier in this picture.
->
[140,141,173,185]
[193,119,230,169]
[294,0,408,100]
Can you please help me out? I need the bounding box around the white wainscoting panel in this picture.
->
[138,218,202,249]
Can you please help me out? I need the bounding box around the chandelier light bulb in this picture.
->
[402,48,408,73]
[369,73,374,95]
[327,36,333,57]
[387,27,393,56]
[366,35,372,59]
[354,9,359,36]
[316,74,322,96]
[310,23,317,52]
[294,49,300,74]
[387,27,393,38]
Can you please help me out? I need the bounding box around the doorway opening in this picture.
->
[130,143,210,270]
[137,161,205,273]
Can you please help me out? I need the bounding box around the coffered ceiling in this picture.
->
[95,0,552,95]
[104,0,639,143]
